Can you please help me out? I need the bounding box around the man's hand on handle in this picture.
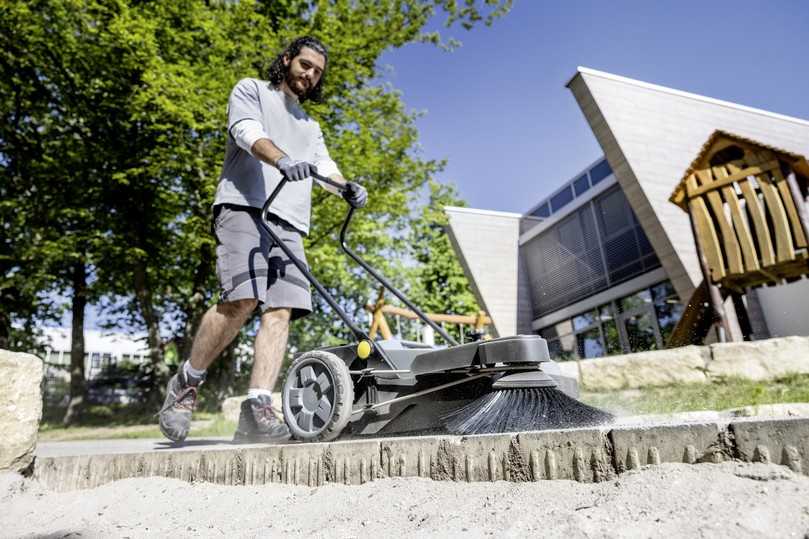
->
[276,156,317,182]
[342,181,367,208]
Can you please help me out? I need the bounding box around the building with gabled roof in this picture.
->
[446,68,809,360]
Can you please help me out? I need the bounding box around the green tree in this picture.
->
[407,180,480,342]
[1,0,512,409]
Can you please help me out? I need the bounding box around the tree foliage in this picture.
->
[0,0,506,405]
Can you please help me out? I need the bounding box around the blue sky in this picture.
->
[379,0,809,213]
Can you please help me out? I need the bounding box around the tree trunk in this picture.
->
[0,308,10,350]
[181,241,214,362]
[133,261,163,370]
[62,261,87,426]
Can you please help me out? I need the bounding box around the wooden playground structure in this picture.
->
[668,130,809,345]
[364,287,491,344]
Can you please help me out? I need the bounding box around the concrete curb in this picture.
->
[33,417,808,491]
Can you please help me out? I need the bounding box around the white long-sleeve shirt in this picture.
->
[215,78,341,235]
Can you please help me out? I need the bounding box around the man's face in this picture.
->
[283,46,326,98]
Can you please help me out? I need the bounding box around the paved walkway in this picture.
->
[36,437,286,458]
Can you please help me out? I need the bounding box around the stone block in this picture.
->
[0,350,44,473]
[578,345,710,391]
[707,337,809,381]
[730,417,809,474]
[610,422,727,472]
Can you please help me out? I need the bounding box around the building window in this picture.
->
[573,174,590,196]
[550,185,574,212]
[91,352,100,369]
[589,159,612,185]
[531,202,551,218]
[539,280,683,360]
[651,281,684,344]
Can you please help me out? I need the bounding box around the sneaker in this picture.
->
[158,365,203,443]
[233,394,290,443]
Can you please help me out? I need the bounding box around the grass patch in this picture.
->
[39,407,236,442]
[581,373,809,416]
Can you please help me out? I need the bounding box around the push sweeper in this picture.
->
[265,173,613,442]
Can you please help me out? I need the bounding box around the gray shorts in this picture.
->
[213,204,312,320]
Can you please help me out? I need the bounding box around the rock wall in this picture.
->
[557,336,809,392]
[0,350,43,473]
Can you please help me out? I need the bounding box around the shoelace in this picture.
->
[173,386,198,411]
[254,403,277,424]
[158,384,198,415]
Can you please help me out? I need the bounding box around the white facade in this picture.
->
[41,327,149,376]
[446,68,809,345]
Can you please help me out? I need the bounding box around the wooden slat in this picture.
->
[696,169,744,274]
[727,161,775,266]
[713,165,759,272]
[689,160,779,197]
[748,152,794,263]
[771,166,808,248]
[687,174,725,281]
[666,279,714,347]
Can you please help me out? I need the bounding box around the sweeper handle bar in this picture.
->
[264,172,459,347]
[318,173,460,347]
[261,176,370,343]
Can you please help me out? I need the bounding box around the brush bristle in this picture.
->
[442,387,614,435]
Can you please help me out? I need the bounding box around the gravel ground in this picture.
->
[3,461,809,538]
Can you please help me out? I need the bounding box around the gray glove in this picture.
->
[276,156,316,182]
[342,181,368,208]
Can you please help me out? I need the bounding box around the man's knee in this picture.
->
[261,307,292,326]
[218,298,258,318]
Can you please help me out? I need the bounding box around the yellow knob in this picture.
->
[357,340,372,359]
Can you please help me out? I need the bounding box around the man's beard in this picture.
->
[285,71,311,98]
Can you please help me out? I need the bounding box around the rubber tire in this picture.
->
[282,350,354,442]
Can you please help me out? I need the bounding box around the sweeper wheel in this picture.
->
[282,350,354,442]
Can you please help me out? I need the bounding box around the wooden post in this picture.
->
[688,211,733,341]
[785,171,809,242]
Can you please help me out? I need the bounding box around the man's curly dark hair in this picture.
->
[267,36,329,103]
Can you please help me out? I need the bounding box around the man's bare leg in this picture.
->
[159,298,258,443]
[250,307,291,390]
[188,298,258,371]
[232,307,292,442]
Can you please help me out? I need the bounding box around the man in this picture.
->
[158,36,367,443]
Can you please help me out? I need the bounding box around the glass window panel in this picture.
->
[597,188,632,238]
[102,353,112,367]
[589,159,613,185]
[122,354,132,363]
[91,352,100,368]
[651,281,677,304]
[620,289,653,313]
[573,174,590,196]
[598,304,614,321]
[602,319,623,355]
[554,319,573,337]
[576,327,605,359]
[655,301,684,344]
[572,310,597,330]
[604,230,642,281]
[652,281,684,343]
[558,216,585,254]
[550,185,573,212]
[624,311,658,352]
[547,336,576,361]
[531,202,550,218]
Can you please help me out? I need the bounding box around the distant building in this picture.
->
[40,327,150,405]
[446,67,809,361]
